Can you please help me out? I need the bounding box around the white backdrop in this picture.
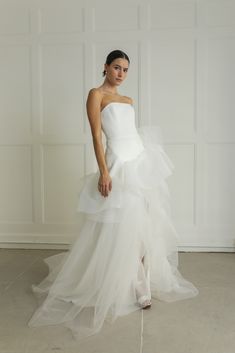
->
[0,0,234,251]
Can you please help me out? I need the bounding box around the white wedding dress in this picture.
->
[28,102,199,339]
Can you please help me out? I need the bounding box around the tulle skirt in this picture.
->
[28,125,199,340]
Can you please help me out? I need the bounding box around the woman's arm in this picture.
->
[86,88,112,197]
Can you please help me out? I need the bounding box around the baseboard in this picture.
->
[178,246,235,253]
[0,241,234,252]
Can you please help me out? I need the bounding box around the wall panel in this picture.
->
[0,0,234,251]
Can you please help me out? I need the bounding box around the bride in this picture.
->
[28,49,199,340]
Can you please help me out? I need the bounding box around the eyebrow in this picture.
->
[114,64,129,70]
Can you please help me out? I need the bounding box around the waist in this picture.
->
[106,132,140,141]
[105,134,144,162]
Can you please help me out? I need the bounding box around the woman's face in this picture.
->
[105,58,129,86]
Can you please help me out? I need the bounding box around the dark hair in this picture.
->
[102,50,130,76]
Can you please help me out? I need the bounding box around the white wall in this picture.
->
[0,0,234,251]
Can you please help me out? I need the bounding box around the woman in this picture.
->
[28,50,199,340]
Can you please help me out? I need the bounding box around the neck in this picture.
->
[101,80,118,95]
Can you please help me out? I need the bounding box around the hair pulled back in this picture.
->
[103,50,130,76]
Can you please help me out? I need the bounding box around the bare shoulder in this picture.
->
[87,87,102,101]
[86,88,103,110]
[123,96,134,105]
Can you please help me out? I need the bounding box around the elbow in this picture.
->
[92,133,102,145]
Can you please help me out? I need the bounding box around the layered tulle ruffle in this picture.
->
[28,125,199,340]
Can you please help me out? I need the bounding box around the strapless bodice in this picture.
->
[101,102,138,139]
[101,102,144,162]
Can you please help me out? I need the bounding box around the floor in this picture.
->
[0,249,234,353]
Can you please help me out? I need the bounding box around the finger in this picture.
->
[104,185,109,197]
[101,185,105,197]
[98,185,104,195]
[103,185,108,197]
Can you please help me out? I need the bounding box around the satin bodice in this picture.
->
[101,102,144,162]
